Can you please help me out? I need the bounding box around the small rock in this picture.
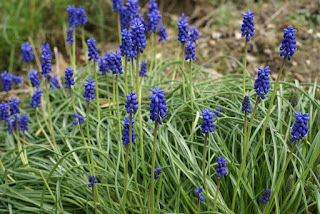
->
[293,73,304,82]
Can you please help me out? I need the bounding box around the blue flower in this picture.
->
[83,78,95,103]
[259,189,271,203]
[189,24,199,43]
[9,98,20,115]
[66,27,74,45]
[200,108,215,134]
[112,0,123,13]
[29,69,41,88]
[241,95,251,113]
[131,18,147,53]
[254,66,271,99]
[138,15,148,34]
[98,56,108,76]
[139,61,147,77]
[77,6,87,26]
[21,42,34,62]
[241,9,255,42]
[105,51,123,75]
[125,91,139,113]
[125,0,140,21]
[30,89,43,108]
[41,51,52,79]
[88,175,98,188]
[280,26,297,61]
[122,116,135,146]
[194,187,205,201]
[147,0,162,33]
[41,42,52,58]
[12,75,23,85]
[158,21,168,42]
[19,114,29,132]
[149,168,162,180]
[65,68,75,89]
[67,5,78,27]
[1,71,12,92]
[50,75,61,90]
[214,107,223,117]
[185,41,196,61]
[73,113,85,125]
[87,38,99,61]
[177,13,189,43]
[290,112,309,142]
[216,156,227,178]
[0,101,9,122]
[149,86,168,124]
[120,7,131,30]
[7,115,18,134]
[120,29,137,61]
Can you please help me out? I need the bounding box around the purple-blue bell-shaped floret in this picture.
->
[216,156,228,178]
[83,78,95,103]
[241,95,251,113]
[200,108,215,134]
[280,26,297,61]
[149,86,168,124]
[290,112,309,142]
[21,42,34,62]
[177,13,190,43]
[241,9,255,42]
[254,66,271,99]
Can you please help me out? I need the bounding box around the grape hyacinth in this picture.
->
[65,68,75,89]
[241,9,255,42]
[216,156,228,178]
[41,51,52,79]
[147,0,162,33]
[87,38,99,61]
[67,5,78,27]
[149,86,168,124]
[19,114,29,132]
[83,78,95,103]
[72,113,85,125]
[0,101,9,122]
[177,13,190,43]
[7,115,18,134]
[200,108,215,134]
[214,107,223,117]
[77,6,87,26]
[138,15,148,34]
[41,42,52,58]
[112,0,123,13]
[125,92,138,113]
[105,51,123,75]
[139,61,147,77]
[254,66,271,99]
[122,116,135,146]
[29,70,41,88]
[185,40,196,61]
[50,75,61,90]
[259,189,271,203]
[12,75,23,85]
[66,27,74,45]
[149,168,162,180]
[88,175,98,188]
[1,71,12,92]
[9,98,20,115]
[194,187,205,201]
[125,0,140,21]
[21,42,34,62]
[280,26,297,61]
[98,56,108,76]
[189,24,199,43]
[290,112,309,142]
[120,29,136,61]
[241,95,251,113]
[30,89,43,108]
[158,21,168,42]
[120,7,130,30]
[131,18,147,53]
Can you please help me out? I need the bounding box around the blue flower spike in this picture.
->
[0,101,9,122]
[200,108,215,134]
[87,38,99,61]
[214,107,223,117]
[185,40,196,61]
[241,9,255,42]
[66,27,74,45]
[1,71,12,92]
[29,69,41,88]
[290,112,309,142]
[139,61,147,77]
[242,95,251,113]
[177,13,189,43]
[120,29,137,61]
[259,189,271,203]
[149,86,168,124]
[194,187,205,201]
[88,175,98,188]
[122,116,135,146]
[112,0,123,13]
[131,18,147,53]
[65,68,75,89]
[125,92,138,113]
[21,42,34,62]
[30,89,43,108]
[216,156,228,178]
[149,168,162,180]
[19,114,29,132]
[147,0,162,33]
[9,98,20,115]
[158,21,168,42]
[254,66,271,99]
[73,113,85,125]
[83,78,95,103]
[280,26,297,61]
[50,75,61,90]
[190,24,199,43]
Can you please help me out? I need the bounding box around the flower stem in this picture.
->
[104,75,111,114]
[139,76,146,187]
[112,75,116,115]
[92,185,98,214]
[86,102,95,175]
[242,39,248,97]
[35,108,55,152]
[153,33,157,72]
[181,43,186,102]
[117,13,121,45]
[69,88,76,113]
[231,111,248,211]
[72,27,76,74]
[93,61,100,121]
[124,56,128,95]
[116,75,125,178]
[131,60,135,91]
[253,57,286,160]
[151,120,159,214]
[79,122,92,175]
[202,132,209,209]
[213,178,221,211]
[247,96,260,142]
[197,198,200,214]
[14,122,27,165]
[123,143,129,210]
[189,59,193,111]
